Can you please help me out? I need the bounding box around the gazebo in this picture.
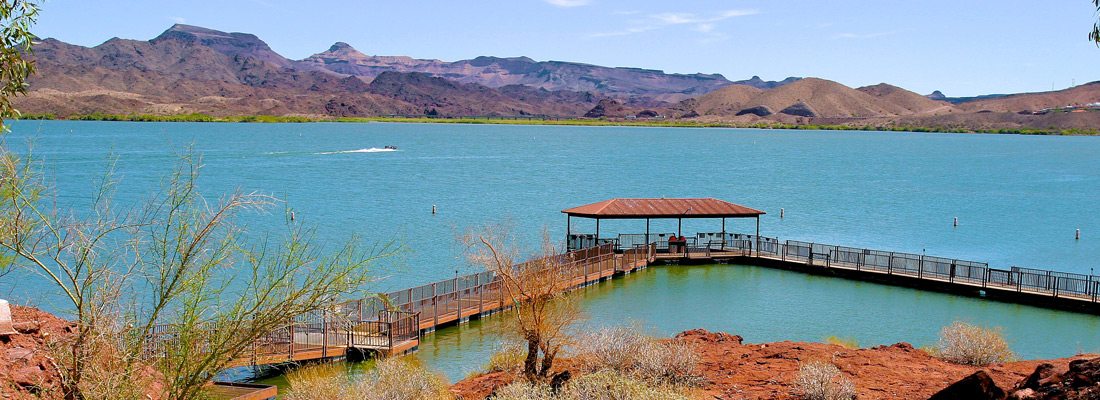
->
[561,198,765,252]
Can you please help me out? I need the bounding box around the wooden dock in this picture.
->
[647,234,1100,314]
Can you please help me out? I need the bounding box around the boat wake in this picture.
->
[317,147,398,155]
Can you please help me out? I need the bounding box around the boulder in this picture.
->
[1066,357,1100,388]
[929,370,1006,400]
[635,109,659,118]
[1015,363,1058,391]
[0,299,16,336]
[735,105,773,117]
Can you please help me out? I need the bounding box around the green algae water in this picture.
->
[2,120,1099,382]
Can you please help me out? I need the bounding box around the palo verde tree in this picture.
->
[0,0,36,128]
[1094,0,1100,44]
[464,225,581,383]
[0,150,387,400]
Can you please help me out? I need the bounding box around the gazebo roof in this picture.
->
[562,198,765,219]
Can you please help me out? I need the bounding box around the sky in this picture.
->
[31,0,1100,97]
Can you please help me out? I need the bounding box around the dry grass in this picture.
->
[283,358,450,400]
[490,370,689,400]
[932,321,1014,366]
[572,327,701,386]
[484,342,527,373]
[794,361,856,400]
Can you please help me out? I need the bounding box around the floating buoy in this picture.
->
[1076,228,1081,240]
[432,205,437,215]
[780,208,785,219]
[953,217,958,227]
[290,211,295,221]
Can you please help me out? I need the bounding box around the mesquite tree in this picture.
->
[464,225,580,383]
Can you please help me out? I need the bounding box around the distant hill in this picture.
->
[926,90,1010,104]
[857,83,953,115]
[731,75,802,90]
[297,41,732,102]
[691,78,954,119]
[953,82,1100,113]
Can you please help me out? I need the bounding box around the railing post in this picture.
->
[321,310,328,359]
[887,252,893,275]
[983,268,989,288]
[455,277,462,320]
[288,323,295,361]
[432,283,439,328]
[1017,271,1023,292]
[918,255,923,279]
[477,274,484,315]
[1053,277,1059,297]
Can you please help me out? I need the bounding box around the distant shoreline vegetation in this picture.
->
[12,113,1099,136]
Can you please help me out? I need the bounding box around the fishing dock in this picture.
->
[152,198,1097,398]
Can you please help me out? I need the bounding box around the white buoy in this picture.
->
[1076,229,1081,240]
[780,208,785,219]
[432,205,437,215]
[953,217,958,227]
[290,211,295,221]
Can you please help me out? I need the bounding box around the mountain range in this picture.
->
[15,24,1100,131]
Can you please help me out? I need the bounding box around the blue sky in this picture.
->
[33,0,1100,96]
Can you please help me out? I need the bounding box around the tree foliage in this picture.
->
[1093,0,1100,44]
[1,150,385,399]
[0,0,36,127]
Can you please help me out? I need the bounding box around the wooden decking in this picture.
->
[208,382,277,400]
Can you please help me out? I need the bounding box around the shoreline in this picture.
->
[12,113,1100,136]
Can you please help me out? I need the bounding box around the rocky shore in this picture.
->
[450,329,1100,400]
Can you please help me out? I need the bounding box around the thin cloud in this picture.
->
[169,16,187,24]
[589,8,757,38]
[545,0,591,7]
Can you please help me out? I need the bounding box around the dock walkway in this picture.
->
[151,232,1099,382]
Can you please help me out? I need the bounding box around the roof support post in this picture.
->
[595,218,600,249]
[755,216,761,256]
[721,218,726,248]
[677,218,682,237]
[566,215,571,250]
[645,218,650,245]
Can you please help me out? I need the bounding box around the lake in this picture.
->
[2,120,1099,381]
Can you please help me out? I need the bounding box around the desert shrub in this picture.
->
[794,361,856,400]
[485,341,527,373]
[824,336,859,350]
[573,327,700,386]
[932,321,1014,366]
[489,382,555,400]
[283,364,359,400]
[633,340,700,386]
[283,358,450,400]
[492,371,688,400]
[559,370,690,400]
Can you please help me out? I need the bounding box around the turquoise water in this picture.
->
[2,120,1099,380]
